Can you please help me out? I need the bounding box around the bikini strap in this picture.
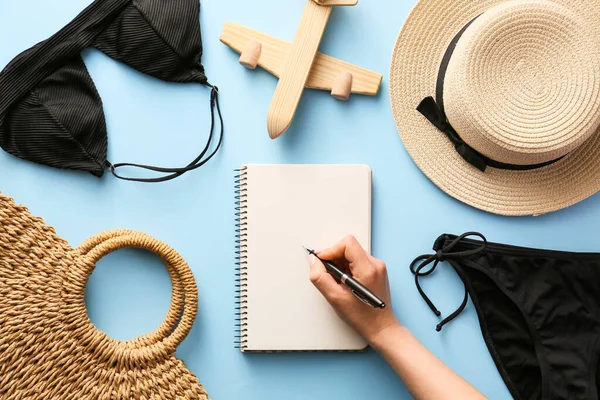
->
[410,232,487,332]
[106,84,223,183]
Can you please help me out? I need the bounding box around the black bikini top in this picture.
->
[0,0,223,183]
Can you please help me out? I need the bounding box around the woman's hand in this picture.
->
[308,235,487,400]
[308,235,400,343]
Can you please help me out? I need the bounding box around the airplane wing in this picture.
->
[220,21,382,96]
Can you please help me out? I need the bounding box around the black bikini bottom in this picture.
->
[411,233,600,400]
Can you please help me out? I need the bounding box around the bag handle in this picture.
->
[76,230,187,349]
[73,230,198,363]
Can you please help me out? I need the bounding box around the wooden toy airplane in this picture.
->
[220,0,382,139]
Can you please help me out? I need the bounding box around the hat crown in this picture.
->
[444,0,600,165]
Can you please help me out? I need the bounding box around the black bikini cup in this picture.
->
[0,0,220,182]
[95,0,205,83]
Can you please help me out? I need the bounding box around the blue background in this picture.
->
[1,0,598,399]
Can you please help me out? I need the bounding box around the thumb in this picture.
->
[309,254,344,301]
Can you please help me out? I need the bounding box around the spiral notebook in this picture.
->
[235,164,371,352]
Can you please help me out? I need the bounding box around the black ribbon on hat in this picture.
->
[418,97,487,172]
[417,15,564,172]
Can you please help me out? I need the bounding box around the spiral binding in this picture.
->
[234,167,249,350]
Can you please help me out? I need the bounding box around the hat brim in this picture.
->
[390,0,600,216]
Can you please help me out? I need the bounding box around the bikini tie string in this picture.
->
[410,232,487,332]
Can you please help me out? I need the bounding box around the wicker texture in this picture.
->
[390,0,600,216]
[0,193,209,399]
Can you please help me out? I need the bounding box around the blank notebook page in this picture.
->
[241,164,371,352]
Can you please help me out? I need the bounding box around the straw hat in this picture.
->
[390,0,600,216]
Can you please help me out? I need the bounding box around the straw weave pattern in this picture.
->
[0,193,209,399]
[444,1,600,165]
[390,0,600,216]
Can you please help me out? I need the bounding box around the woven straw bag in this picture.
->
[0,193,209,399]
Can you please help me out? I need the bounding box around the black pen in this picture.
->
[305,248,386,309]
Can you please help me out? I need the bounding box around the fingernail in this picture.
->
[309,254,317,265]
